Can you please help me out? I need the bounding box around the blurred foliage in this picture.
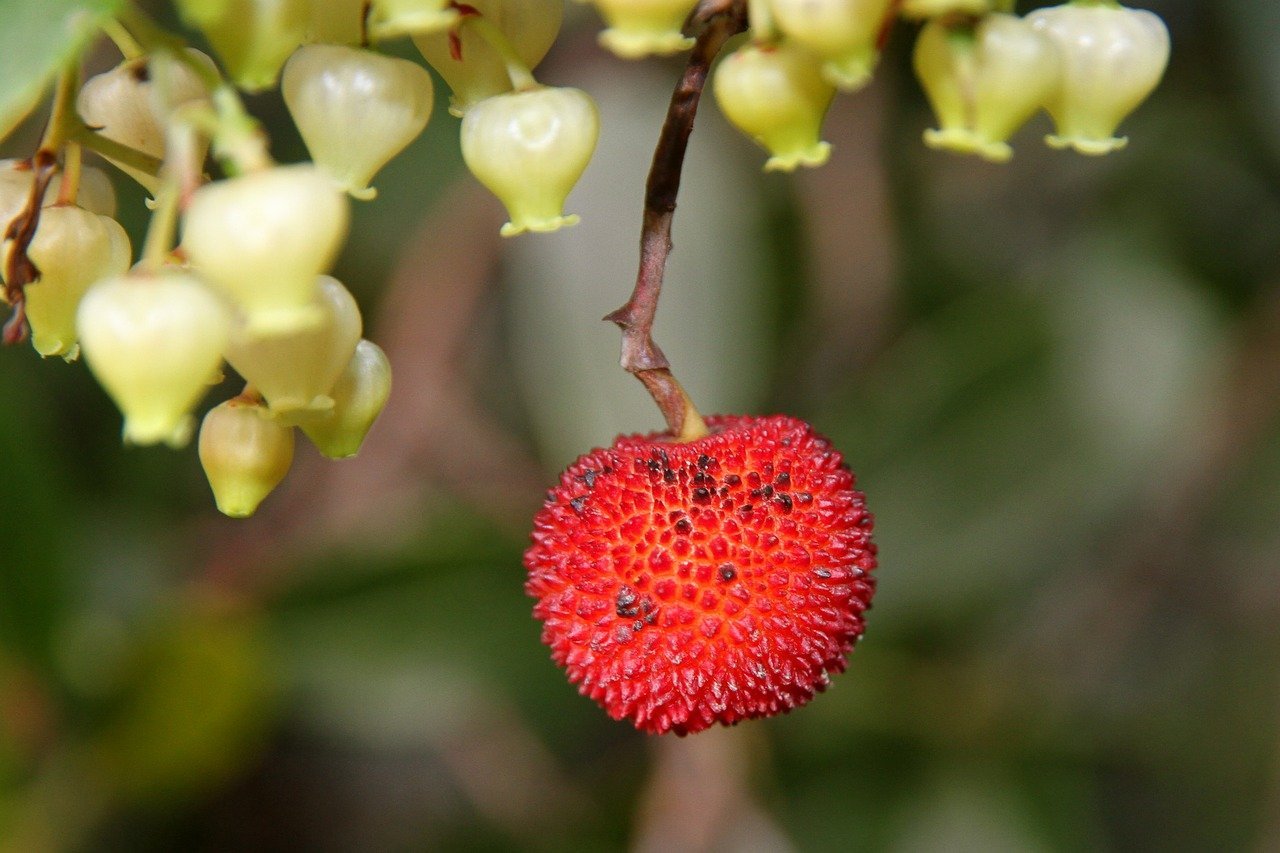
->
[3,1,1280,850]
[0,0,123,139]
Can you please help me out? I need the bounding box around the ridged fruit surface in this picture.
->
[525,414,877,735]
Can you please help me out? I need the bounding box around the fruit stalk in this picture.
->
[604,1,747,442]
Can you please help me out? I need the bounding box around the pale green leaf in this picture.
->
[0,0,124,142]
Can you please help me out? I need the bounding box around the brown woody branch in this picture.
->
[2,151,58,345]
[603,1,747,441]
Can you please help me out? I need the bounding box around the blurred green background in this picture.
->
[4,1,1280,850]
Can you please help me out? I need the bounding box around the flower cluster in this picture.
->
[699,0,1169,167]
[0,0,621,517]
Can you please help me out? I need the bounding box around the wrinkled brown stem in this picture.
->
[604,2,747,442]
[3,151,58,346]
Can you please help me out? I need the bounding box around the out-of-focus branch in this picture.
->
[632,726,794,853]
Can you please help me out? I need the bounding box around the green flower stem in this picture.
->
[101,17,144,59]
[39,68,79,154]
[747,0,776,41]
[140,118,211,271]
[57,142,83,205]
[462,15,537,92]
[139,177,180,272]
[208,87,273,175]
[70,125,164,178]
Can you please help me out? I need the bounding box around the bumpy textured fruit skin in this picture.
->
[525,415,876,735]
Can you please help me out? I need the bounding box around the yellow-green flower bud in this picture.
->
[304,0,367,44]
[367,0,459,40]
[283,45,435,200]
[461,86,599,237]
[13,206,131,361]
[413,0,562,115]
[76,51,216,193]
[301,339,392,458]
[1,160,117,225]
[199,395,294,517]
[587,0,699,59]
[901,0,991,19]
[914,14,1061,162]
[1028,1,1170,155]
[181,164,349,336]
[713,42,835,172]
[77,271,231,447]
[224,275,362,419]
[769,0,894,90]
[176,0,307,92]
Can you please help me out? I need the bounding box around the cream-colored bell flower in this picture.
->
[224,275,362,419]
[713,42,835,172]
[283,45,435,200]
[769,0,894,90]
[76,50,215,193]
[12,206,131,360]
[587,0,699,59]
[461,86,599,237]
[1,160,117,227]
[1028,1,1170,155]
[367,0,459,39]
[181,163,349,336]
[413,0,562,115]
[176,0,307,92]
[77,270,231,447]
[302,339,392,458]
[199,395,295,518]
[914,14,1061,162]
